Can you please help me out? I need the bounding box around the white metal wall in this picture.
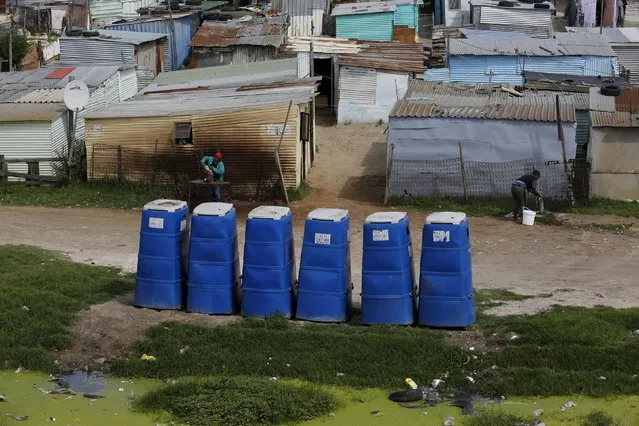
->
[445,0,472,27]
[0,121,57,176]
[118,67,139,101]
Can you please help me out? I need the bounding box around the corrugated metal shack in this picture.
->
[0,65,136,176]
[332,0,421,42]
[189,15,289,67]
[469,0,555,38]
[7,0,89,35]
[104,12,200,71]
[589,86,639,200]
[426,36,619,84]
[60,30,169,85]
[387,80,578,199]
[84,79,319,195]
[272,0,328,37]
[567,27,639,85]
[89,0,155,26]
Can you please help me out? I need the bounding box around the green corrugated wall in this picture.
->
[335,12,395,41]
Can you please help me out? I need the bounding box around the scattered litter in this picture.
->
[328,412,335,417]
[64,396,73,400]
[370,411,383,416]
[472,355,478,360]
[469,347,475,351]
[6,414,28,421]
[83,394,105,400]
[421,412,428,416]
[14,367,24,374]
[633,330,639,336]
[443,416,455,426]
[336,372,346,378]
[49,388,75,395]
[95,358,106,365]
[266,362,270,366]
[491,365,498,369]
[21,306,29,312]
[179,346,190,355]
[140,354,156,362]
[268,357,272,361]
[466,376,475,383]
[537,423,546,426]
[49,417,56,422]
[533,409,544,417]
[0,395,6,402]
[269,377,278,381]
[118,388,124,392]
[431,379,443,389]
[286,364,291,367]
[599,376,607,380]
[405,378,418,389]
[563,401,576,408]
[510,334,520,341]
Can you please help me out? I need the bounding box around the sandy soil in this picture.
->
[1,122,638,369]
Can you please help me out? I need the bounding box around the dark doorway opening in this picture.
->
[313,56,335,118]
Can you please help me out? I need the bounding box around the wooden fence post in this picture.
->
[384,143,395,206]
[116,145,123,181]
[26,161,40,186]
[0,155,7,185]
[459,141,469,201]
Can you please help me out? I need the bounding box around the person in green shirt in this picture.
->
[200,152,225,202]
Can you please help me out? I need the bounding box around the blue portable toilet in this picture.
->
[361,212,416,325]
[135,199,189,310]
[187,202,240,314]
[242,206,295,319]
[296,208,351,322]
[418,212,476,328]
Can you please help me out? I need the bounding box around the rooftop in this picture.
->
[460,28,531,40]
[469,0,556,11]
[566,27,639,44]
[61,30,168,45]
[0,103,66,122]
[86,81,318,119]
[523,72,630,94]
[448,37,617,57]
[590,86,639,128]
[151,58,298,87]
[331,2,397,16]
[190,15,289,48]
[391,80,576,122]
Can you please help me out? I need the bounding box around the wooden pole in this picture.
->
[275,100,293,206]
[0,155,8,185]
[26,161,40,186]
[459,141,469,201]
[116,145,123,181]
[151,139,158,184]
[384,143,395,205]
[556,94,574,206]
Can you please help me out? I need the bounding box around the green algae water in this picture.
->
[0,370,170,425]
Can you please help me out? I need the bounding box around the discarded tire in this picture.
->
[533,0,546,3]
[82,30,100,37]
[66,29,83,37]
[534,3,550,8]
[600,84,622,97]
[498,0,514,6]
[521,0,535,3]
[185,0,202,5]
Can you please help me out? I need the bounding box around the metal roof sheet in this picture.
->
[0,103,66,122]
[152,57,298,86]
[332,2,397,16]
[469,0,556,10]
[566,27,639,44]
[590,86,639,127]
[449,38,616,57]
[61,30,167,45]
[191,16,288,48]
[338,41,425,73]
[460,28,531,40]
[15,89,65,104]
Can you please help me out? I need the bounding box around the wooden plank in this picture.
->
[3,157,64,163]
[0,155,6,185]
[0,171,65,183]
[0,180,59,187]
[189,179,231,186]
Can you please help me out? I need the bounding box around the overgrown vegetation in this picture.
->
[287,181,312,201]
[465,410,535,426]
[592,223,634,233]
[573,198,639,218]
[134,377,336,426]
[0,34,29,71]
[536,212,564,226]
[581,409,617,426]
[0,181,176,210]
[0,245,134,371]
[111,304,639,398]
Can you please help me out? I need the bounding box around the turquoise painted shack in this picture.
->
[332,0,420,42]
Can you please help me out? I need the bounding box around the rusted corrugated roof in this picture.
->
[46,67,75,79]
[591,86,639,127]
[191,15,288,48]
[616,86,639,114]
[338,41,425,73]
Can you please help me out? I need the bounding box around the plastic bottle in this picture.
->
[405,378,418,389]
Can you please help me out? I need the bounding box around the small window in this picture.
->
[449,0,461,10]
[174,121,192,145]
[300,112,310,142]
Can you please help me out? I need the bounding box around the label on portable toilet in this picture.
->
[372,229,389,241]
[149,217,164,229]
[314,233,331,245]
[432,230,451,243]
[180,219,187,232]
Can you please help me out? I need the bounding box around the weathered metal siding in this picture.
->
[137,68,156,91]
[575,110,590,159]
[395,3,418,28]
[289,9,325,37]
[423,67,451,81]
[231,46,277,64]
[339,66,376,104]
[297,51,311,78]
[106,14,199,70]
[478,7,552,38]
[135,41,159,75]
[613,45,639,84]
[523,56,617,77]
[118,67,138,101]
[335,12,395,41]
[0,121,56,176]
[77,72,122,140]
[60,38,135,64]
[449,56,522,84]
[90,0,156,25]
[626,1,639,27]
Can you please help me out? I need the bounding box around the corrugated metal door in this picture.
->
[613,45,639,84]
[395,4,417,28]
[339,66,376,104]
[575,110,590,159]
[336,12,394,41]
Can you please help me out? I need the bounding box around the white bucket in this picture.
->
[522,208,536,226]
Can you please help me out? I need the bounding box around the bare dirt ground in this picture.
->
[1,121,638,369]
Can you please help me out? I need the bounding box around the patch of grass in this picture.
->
[0,245,134,371]
[581,409,617,426]
[388,196,513,217]
[536,212,564,226]
[592,223,633,232]
[573,198,639,218]
[134,377,336,426]
[287,181,312,202]
[465,410,535,426]
[475,289,536,310]
[0,180,176,210]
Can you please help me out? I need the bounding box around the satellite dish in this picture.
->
[63,80,90,111]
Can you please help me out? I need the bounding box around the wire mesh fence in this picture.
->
[388,156,591,211]
[89,144,285,202]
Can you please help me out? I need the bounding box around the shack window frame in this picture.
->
[174,121,193,145]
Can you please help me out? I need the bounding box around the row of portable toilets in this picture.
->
[135,200,475,327]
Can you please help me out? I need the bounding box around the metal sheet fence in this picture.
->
[89,144,283,201]
[389,156,591,208]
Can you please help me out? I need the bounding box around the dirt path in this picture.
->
[1,123,638,369]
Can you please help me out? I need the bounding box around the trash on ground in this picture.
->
[6,414,28,421]
[370,411,383,416]
[269,377,278,381]
[450,395,475,415]
[286,363,291,367]
[328,412,335,417]
[0,395,6,402]
[49,388,75,395]
[179,346,189,354]
[140,354,157,362]
[21,306,29,312]
[431,379,443,388]
[599,376,607,380]
[510,334,520,340]
[563,401,576,408]
[421,411,428,416]
[633,329,639,336]
[83,393,105,400]
[14,367,24,374]
[466,376,475,383]
[469,347,475,351]
[533,408,544,417]
[336,372,345,378]
[405,378,418,389]
[118,388,124,392]
[49,417,56,422]
[443,416,455,426]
